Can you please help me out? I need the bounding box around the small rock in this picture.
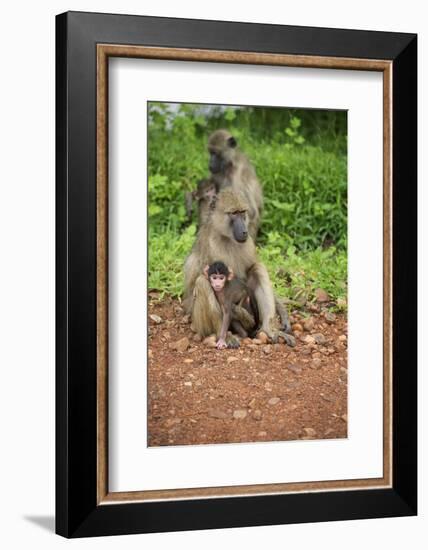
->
[315,288,329,303]
[304,335,316,345]
[262,344,273,355]
[242,337,253,346]
[169,336,190,353]
[148,349,154,359]
[313,333,327,345]
[264,382,273,391]
[287,364,302,374]
[302,427,317,438]
[227,356,239,363]
[324,428,335,437]
[248,397,257,408]
[184,381,192,387]
[252,338,263,345]
[310,358,322,369]
[273,343,282,352]
[340,414,348,423]
[268,397,280,406]
[324,311,336,324]
[165,418,181,428]
[242,357,250,363]
[339,335,347,342]
[193,333,202,342]
[307,303,320,313]
[233,409,247,419]
[149,314,162,324]
[253,409,263,421]
[292,323,303,332]
[209,409,229,420]
[337,298,347,308]
[183,358,194,364]
[301,347,311,356]
[174,336,190,352]
[321,394,334,402]
[312,351,321,359]
[258,431,267,437]
[257,331,269,344]
[203,335,217,348]
[303,317,315,331]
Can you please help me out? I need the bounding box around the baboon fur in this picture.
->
[208,129,263,240]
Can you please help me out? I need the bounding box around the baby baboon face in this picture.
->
[197,180,216,201]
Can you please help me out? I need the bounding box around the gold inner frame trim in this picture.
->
[96,44,393,505]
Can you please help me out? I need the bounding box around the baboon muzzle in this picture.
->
[232,217,248,243]
[209,154,222,174]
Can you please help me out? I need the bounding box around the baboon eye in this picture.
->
[227,136,237,148]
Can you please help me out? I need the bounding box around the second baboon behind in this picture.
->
[207,129,263,239]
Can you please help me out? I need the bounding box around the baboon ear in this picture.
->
[227,268,235,281]
[227,136,237,148]
[203,265,210,279]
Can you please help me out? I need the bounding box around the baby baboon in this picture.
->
[185,178,217,228]
[183,188,293,345]
[204,261,259,349]
[207,129,263,239]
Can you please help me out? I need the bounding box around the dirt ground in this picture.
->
[148,295,348,447]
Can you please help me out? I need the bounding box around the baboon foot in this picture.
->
[278,331,296,347]
[227,335,240,349]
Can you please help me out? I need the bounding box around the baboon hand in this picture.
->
[216,338,228,350]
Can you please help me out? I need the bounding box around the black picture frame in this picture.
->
[56,10,417,538]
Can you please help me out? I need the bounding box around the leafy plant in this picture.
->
[147,102,348,304]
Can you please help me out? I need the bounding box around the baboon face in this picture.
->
[208,130,237,175]
[215,189,249,243]
[196,179,216,201]
[229,210,248,243]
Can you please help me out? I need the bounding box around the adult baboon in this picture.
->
[207,129,263,239]
[183,188,293,345]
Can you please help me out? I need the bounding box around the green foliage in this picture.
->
[258,232,347,308]
[148,225,197,298]
[147,102,348,303]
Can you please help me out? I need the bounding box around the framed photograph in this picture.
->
[56,11,417,538]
